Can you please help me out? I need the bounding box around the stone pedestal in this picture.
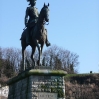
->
[7,69,67,99]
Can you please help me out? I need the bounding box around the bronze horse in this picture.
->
[20,3,50,71]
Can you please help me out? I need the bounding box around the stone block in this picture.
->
[14,95,20,99]
[22,83,28,88]
[29,76,38,81]
[20,93,27,99]
[21,90,27,95]
[22,78,28,84]
[8,95,13,99]
[51,82,57,86]
[14,91,21,97]
[41,88,44,92]
[51,76,59,79]
[38,92,57,99]
[9,85,14,94]
[28,84,38,90]
[27,96,38,99]
[16,81,23,89]
[28,81,34,85]
[21,87,27,91]
[30,88,38,92]
[27,92,38,97]
[14,87,21,93]
[33,82,40,85]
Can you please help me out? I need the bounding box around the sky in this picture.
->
[0,0,99,73]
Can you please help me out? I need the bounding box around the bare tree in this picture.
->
[0,44,79,80]
[0,47,22,77]
[42,45,79,73]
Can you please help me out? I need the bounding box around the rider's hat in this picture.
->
[27,0,36,5]
[27,0,37,1]
[27,0,31,5]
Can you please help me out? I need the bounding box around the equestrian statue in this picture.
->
[20,0,51,71]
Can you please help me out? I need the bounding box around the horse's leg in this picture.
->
[40,43,44,66]
[31,46,36,69]
[34,40,40,66]
[21,41,26,71]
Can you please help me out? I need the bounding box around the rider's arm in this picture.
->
[36,8,39,18]
[24,7,29,27]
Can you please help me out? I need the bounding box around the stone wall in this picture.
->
[7,69,66,99]
[8,76,65,99]
[65,74,99,99]
[1,73,99,99]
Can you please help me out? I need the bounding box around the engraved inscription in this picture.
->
[38,92,57,99]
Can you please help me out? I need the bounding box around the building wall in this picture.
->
[0,86,9,99]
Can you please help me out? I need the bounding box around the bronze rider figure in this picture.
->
[25,0,51,46]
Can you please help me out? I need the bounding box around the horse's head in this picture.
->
[40,3,50,23]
